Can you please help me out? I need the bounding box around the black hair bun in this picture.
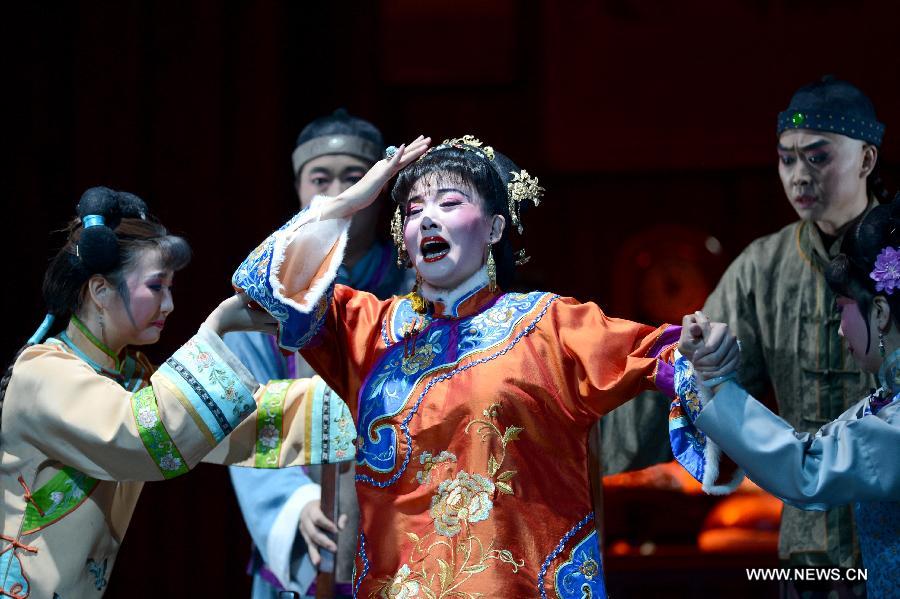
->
[117,191,149,220]
[77,186,122,229]
[75,186,121,274]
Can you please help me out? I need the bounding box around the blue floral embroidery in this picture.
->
[669,353,708,484]
[232,212,303,323]
[356,325,449,473]
[387,297,433,344]
[356,292,557,488]
[554,528,605,599]
[159,337,256,443]
[538,512,606,599]
[86,558,108,591]
[232,210,332,351]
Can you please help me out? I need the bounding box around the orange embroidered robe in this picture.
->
[230,210,709,598]
[299,280,681,598]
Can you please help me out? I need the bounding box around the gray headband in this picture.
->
[291,135,383,176]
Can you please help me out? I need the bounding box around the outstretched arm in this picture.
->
[696,384,899,509]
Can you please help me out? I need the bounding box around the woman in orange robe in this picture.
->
[233,136,738,598]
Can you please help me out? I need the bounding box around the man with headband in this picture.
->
[227,109,412,599]
[703,76,889,597]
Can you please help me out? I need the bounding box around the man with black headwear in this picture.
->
[703,76,888,597]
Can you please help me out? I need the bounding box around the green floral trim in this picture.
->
[21,466,100,534]
[131,386,189,479]
[255,380,289,468]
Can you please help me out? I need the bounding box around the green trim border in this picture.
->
[132,386,190,479]
[254,380,289,468]
[21,466,100,534]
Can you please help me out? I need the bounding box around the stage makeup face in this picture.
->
[777,130,874,235]
[403,172,497,290]
[101,250,175,348]
[836,296,882,373]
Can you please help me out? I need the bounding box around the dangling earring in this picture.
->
[487,245,497,292]
[98,307,108,347]
[879,331,886,357]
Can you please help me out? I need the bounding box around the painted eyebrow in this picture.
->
[777,140,831,152]
[436,187,471,198]
[407,187,472,203]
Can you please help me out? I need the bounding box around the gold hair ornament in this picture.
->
[402,133,545,271]
[507,169,545,235]
[391,205,409,268]
[422,134,495,162]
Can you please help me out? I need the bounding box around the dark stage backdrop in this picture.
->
[4,1,899,597]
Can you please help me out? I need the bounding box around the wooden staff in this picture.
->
[316,386,340,599]
[315,463,339,598]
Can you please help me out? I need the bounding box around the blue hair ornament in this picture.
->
[27,313,55,345]
[82,214,105,228]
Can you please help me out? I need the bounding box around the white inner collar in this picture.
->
[419,266,489,313]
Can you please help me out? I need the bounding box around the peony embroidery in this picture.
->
[136,406,159,429]
[258,424,280,449]
[430,471,495,537]
[415,450,457,484]
[159,453,183,472]
[386,403,525,597]
[378,564,421,599]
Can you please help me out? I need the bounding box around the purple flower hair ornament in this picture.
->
[870,246,900,294]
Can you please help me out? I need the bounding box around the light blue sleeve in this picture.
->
[224,332,318,590]
[695,382,900,510]
[222,331,291,382]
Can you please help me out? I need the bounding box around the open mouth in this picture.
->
[794,194,816,208]
[420,236,450,263]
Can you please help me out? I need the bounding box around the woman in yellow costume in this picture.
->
[233,136,738,598]
[0,187,352,597]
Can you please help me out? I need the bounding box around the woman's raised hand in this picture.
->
[678,311,741,381]
[320,135,432,221]
[204,292,279,338]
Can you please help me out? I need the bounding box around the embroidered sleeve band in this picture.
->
[301,378,356,465]
[131,386,190,479]
[254,380,290,468]
[157,335,258,444]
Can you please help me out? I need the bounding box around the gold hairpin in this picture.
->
[507,170,545,234]
[391,205,408,268]
[441,135,495,161]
